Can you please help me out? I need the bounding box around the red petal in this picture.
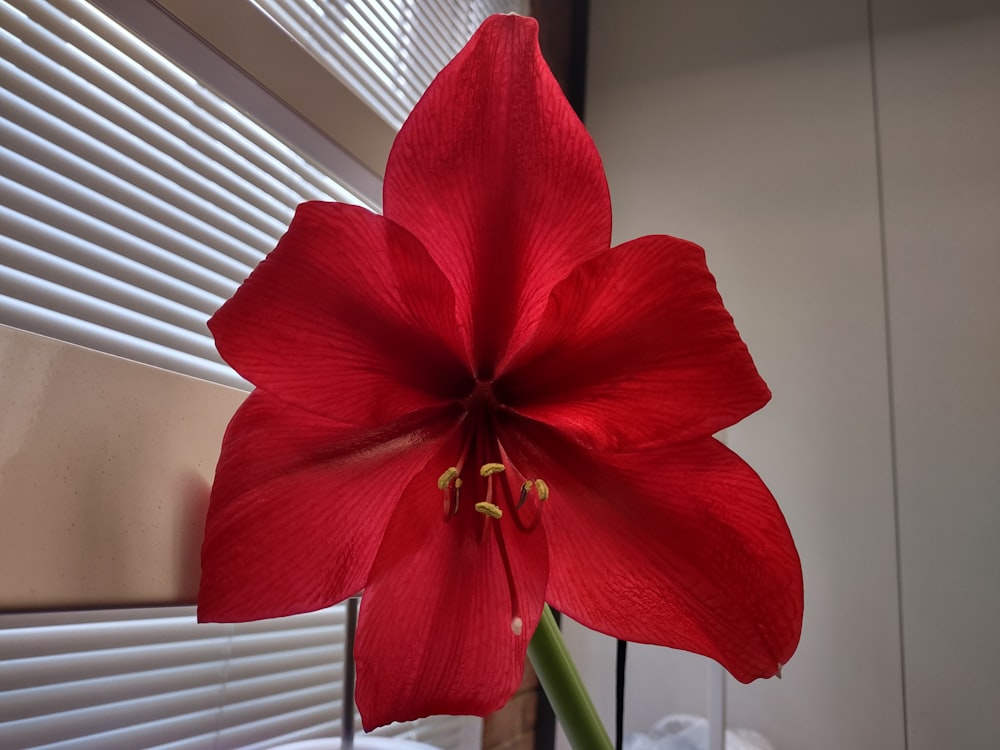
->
[209,202,471,426]
[497,235,771,450]
[198,390,458,622]
[383,15,611,375]
[501,417,802,682]
[354,433,548,729]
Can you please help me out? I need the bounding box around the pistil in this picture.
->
[433,426,550,637]
[489,505,522,637]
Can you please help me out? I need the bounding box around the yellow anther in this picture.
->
[535,478,549,501]
[479,463,506,477]
[437,467,458,490]
[475,501,503,519]
[511,616,524,636]
[454,477,463,489]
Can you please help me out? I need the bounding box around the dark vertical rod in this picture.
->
[614,640,626,750]
[342,596,359,750]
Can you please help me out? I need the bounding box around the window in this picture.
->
[1,605,482,748]
[252,0,530,127]
[0,0,531,746]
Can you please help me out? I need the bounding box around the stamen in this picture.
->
[480,462,506,477]
[500,479,542,532]
[475,501,503,519]
[535,478,549,501]
[511,616,524,636]
[439,468,461,521]
[505,476,548,533]
[482,463,503,508]
[437,467,458,490]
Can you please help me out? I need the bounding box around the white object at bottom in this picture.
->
[270,739,442,750]
[624,714,775,750]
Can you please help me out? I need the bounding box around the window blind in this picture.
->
[0,604,477,749]
[0,0,365,389]
[251,0,530,127]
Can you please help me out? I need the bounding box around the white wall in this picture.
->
[566,1,1000,748]
[873,3,1000,748]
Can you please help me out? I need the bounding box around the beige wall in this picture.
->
[570,1,1000,748]
[0,325,245,610]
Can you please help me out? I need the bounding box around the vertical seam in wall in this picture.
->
[866,1,909,748]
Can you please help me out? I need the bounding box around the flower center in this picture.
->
[435,393,548,637]
[463,377,499,415]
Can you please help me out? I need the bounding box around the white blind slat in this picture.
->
[0,141,256,285]
[0,83,279,255]
[256,0,530,127]
[0,262,221,362]
[0,297,247,386]
[1,206,225,319]
[0,613,344,657]
[1,226,219,332]
[0,30,297,227]
[1,170,266,301]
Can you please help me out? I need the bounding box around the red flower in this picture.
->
[198,14,802,730]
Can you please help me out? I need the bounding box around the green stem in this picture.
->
[528,605,614,750]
